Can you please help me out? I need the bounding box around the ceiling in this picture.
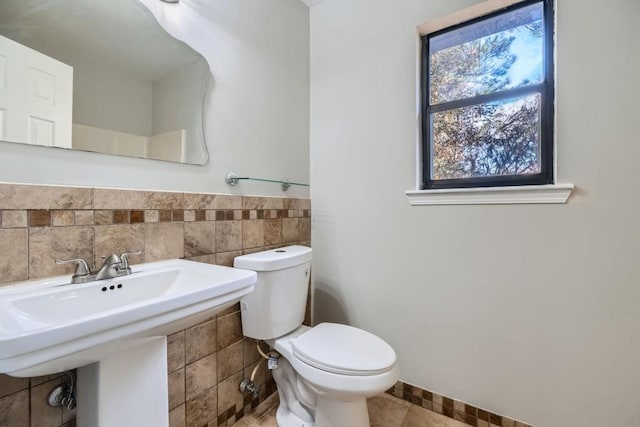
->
[300,0,325,7]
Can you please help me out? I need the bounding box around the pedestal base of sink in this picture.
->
[77,337,169,427]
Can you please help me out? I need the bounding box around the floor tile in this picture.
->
[368,393,411,427]
[400,403,469,427]
[233,391,471,427]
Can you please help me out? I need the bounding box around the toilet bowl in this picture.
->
[234,246,399,427]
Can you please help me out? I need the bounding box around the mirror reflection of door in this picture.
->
[0,35,73,148]
[0,0,211,165]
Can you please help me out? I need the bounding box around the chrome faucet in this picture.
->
[56,250,143,284]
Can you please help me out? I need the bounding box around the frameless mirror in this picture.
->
[0,0,210,164]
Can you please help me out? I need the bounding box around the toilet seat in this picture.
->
[291,323,396,376]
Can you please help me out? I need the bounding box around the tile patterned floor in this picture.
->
[235,392,468,427]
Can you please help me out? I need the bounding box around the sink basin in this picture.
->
[0,259,256,377]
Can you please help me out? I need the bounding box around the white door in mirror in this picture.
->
[0,35,73,147]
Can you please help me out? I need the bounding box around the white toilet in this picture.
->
[234,245,399,427]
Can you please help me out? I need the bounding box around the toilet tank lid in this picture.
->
[234,245,312,271]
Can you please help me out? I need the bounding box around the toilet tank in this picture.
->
[234,246,312,340]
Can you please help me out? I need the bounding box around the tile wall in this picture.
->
[0,183,311,427]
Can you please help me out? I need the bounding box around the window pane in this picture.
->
[430,93,541,180]
[429,2,544,105]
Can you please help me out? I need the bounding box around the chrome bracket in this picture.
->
[225,172,240,186]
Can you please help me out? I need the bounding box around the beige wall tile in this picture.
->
[94,224,145,267]
[169,404,186,427]
[206,210,217,221]
[184,222,216,257]
[217,340,243,381]
[217,371,244,417]
[299,218,311,242]
[243,339,260,367]
[0,376,29,399]
[185,386,217,427]
[213,195,242,210]
[144,191,184,210]
[169,369,186,410]
[282,218,299,243]
[52,210,75,226]
[187,255,216,264]
[30,378,62,427]
[94,188,146,209]
[0,184,92,210]
[167,404,186,427]
[216,303,240,318]
[186,319,217,365]
[184,210,196,222]
[216,221,242,252]
[183,193,217,210]
[217,312,243,349]
[1,211,27,228]
[0,389,28,427]
[186,354,217,401]
[29,226,94,279]
[94,210,113,225]
[263,219,282,246]
[74,211,94,225]
[283,198,301,210]
[242,220,264,249]
[0,229,28,285]
[283,198,311,210]
[145,223,184,262]
[242,196,284,210]
[145,210,159,223]
[168,331,186,373]
[214,251,242,268]
[30,373,62,387]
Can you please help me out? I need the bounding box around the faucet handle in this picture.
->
[120,250,143,269]
[100,254,121,266]
[55,258,91,276]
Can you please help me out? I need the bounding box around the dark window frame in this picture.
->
[421,0,555,190]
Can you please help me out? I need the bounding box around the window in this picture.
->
[422,0,554,189]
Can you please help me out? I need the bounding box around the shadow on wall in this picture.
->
[313,278,350,325]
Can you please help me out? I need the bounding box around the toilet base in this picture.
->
[276,405,314,427]
[275,394,371,427]
[315,396,370,427]
[271,355,372,427]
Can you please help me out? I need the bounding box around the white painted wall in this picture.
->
[0,0,310,198]
[152,59,208,163]
[310,0,640,426]
[72,58,154,137]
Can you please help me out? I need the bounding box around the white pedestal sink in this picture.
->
[0,259,256,427]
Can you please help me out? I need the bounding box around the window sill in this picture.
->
[405,183,574,206]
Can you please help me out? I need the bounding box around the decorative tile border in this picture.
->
[0,208,311,228]
[387,381,533,427]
